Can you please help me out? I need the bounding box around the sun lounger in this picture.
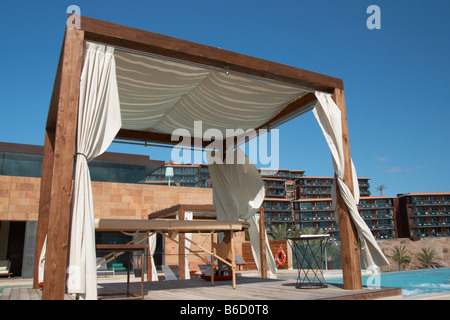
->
[0,260,12,278]
[96,257,115,277]
[162,265,179,280]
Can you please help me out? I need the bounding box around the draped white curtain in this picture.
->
[313,91,389,272]
[148,234,159,281]
[208,148,277,279]
[184,210,193,279]
[67,42,122,299]
[247,214,277,278]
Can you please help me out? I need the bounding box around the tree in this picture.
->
[267,224,290,240]
[298,227,327,235]
[416,248,442,269]
[376,185,387,196]
[388,245,411,271]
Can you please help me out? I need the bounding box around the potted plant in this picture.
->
[132,256,143,277]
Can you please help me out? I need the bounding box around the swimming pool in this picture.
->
[326,268,450,297]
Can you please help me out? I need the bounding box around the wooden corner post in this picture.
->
[177,208,186,280]
[259,209,268,279]
[332,88,363,290]
[37,27,85,300]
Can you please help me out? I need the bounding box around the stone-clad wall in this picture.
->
[0,176,41,221]
[0,175,213,221]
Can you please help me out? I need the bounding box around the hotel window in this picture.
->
[301,212,313,220]
[300,202,312,209]
[318,212,328,219]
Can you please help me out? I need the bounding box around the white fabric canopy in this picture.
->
[114,49,309,137]
[67,42,122,299]
[313,91,389,272]
[208,148,277,278]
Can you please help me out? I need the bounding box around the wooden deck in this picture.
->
[1,277,402,300]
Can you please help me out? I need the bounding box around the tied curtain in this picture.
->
[208,148,277,279]
[67,42,122,299]
[313,91,389,272]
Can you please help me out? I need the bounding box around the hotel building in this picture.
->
[293,196,396,240]
[258,169,303,233]
[146,162,211,188]
[295,176,371,199]
[395,193,450,239]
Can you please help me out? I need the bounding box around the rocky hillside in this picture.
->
[378,237,450,272]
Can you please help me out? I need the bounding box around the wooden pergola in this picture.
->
[33,16,362,300]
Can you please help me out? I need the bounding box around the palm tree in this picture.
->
[298,227,327,235]
[416,248,442,269]
[388,245,411,271]
[376,185,387,196]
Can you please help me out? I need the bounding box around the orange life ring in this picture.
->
[276,249,286,266]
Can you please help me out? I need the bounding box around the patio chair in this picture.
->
[96,257,115,277]
[161,265,179,280]
[0,260,12,278]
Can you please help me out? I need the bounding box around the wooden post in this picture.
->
[40,28,85,300]
[178,208,186,280]
[210,234,215,286]
[33,128,55,289]
[259,209,268,279]
[230,230,236,289]
[332,88,363,290]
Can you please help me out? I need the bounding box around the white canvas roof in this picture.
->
[114,49,311,137]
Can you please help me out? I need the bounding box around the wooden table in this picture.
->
[287,235,330,289]
[96,244,147,300]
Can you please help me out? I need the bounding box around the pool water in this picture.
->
[327,268,450,297]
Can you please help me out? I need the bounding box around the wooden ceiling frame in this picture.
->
[35,16,362,300]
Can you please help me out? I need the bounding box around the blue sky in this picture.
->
[0,1,449,197]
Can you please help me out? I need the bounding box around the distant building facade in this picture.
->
[395,193,450,239]
[293,196,396,240]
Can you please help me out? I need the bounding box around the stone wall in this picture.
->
[0,175,214,220]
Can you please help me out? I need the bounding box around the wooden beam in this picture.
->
[79,16,342,93]
[332,88,363,290]
[116,128,221,150]
[41,28,85,300]
[258,92,317,130]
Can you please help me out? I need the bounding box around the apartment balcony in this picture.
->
[415,221,450,227]
[264,184,285,190]
[298,206,333,212]
[412,200,450,206]
[265,216,294,222]
[303,189,332,195]
[298,216,335,222]
[368,224,395,230]
[263,206,293,212]
[413,211,450,217]
[265,191,286,197]
[300,181,333,187]
[359,203,393,209]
